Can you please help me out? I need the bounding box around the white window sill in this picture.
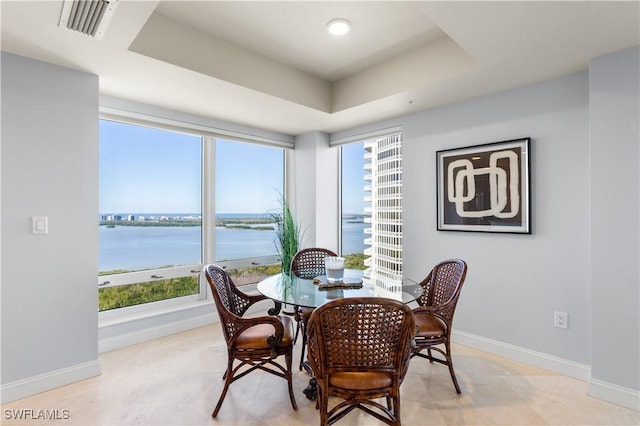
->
[99,298,214,328]
[97,282,265,353]
[98,297,216,353]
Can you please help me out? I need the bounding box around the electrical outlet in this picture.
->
[554,311,568,329]
[32,216,48,234]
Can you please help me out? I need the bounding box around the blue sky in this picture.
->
[215,139,284,214]
[99,120,202,213]
[100,120,366,215]
[341,142,367,215]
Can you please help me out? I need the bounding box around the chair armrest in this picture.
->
[413,294,457,315]
[229,313,285,338]
[232,286,268,306]
[413,305,445,315]
[412,305,450,327]
[231,286,271,316]
[229,314,286,358]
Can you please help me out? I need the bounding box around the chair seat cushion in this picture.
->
[414,312,446,338]
[235,316,294,349]
[329,371,393,390]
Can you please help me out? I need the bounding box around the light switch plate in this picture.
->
[32,216,48,234]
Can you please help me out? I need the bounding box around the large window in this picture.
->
[341,133,403,284]
[214,139,284,285]
[98,118,285,312]
[98,120,202,311]
[341,142,368,270]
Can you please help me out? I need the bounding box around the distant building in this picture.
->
[363,133,403,292]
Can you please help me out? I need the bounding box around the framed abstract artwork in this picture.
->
[436,138,531,234]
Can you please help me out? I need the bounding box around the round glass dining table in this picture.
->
[257,269,424,400]
[257,269,424,312]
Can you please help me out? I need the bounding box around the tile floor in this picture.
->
[2,323,638,425]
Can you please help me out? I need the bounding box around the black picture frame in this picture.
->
[436,138,531,234]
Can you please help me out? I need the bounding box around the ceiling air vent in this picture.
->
[59,0,119,39]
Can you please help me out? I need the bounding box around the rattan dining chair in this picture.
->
[204,265,298,417]
[290,247,338,371]
[306,297,416,426]
[411,259,468,394]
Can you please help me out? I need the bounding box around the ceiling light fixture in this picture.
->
[327,18,351,36]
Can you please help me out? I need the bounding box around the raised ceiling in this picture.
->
[1,1,639,135]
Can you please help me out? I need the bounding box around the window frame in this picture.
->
[337,129,403,280]
[98,109,289,319]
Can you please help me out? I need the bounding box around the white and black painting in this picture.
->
[437,138,531,234]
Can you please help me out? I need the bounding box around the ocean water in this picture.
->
[99,217,366,272]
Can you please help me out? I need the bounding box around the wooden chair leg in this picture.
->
[392,394,401,426]
[293,307,302,344]
[319,387,329,426]
[212,358,234,417]
[294,321,301,344]
[285,349,298,410]
[444,341,461,394]
[299,326,307,371]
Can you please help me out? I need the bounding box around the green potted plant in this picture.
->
[270,196,301,274]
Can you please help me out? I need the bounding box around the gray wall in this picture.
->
[402,71,591,363]
[589,47,640,391]
[331,70,592,365]
[1,53,100,397]
[329,47,640,404]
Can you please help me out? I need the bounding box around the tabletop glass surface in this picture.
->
[257,269,423,308]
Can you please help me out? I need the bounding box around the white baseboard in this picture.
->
[452,330,640,411]
[1,360,101,404]
[452,330,591,381]
[589,378,640,411]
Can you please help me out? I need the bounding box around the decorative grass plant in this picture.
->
[270,196,301,274]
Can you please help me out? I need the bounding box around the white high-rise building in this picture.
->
[363,133,403,295]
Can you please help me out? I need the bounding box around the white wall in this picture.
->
[589,47,640,396]
[1,53,101,402]
[292,132,340,253]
